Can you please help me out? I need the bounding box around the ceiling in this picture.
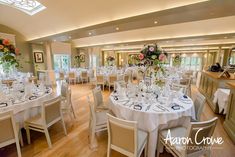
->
[0,0,208,40]
[1,0,235,51]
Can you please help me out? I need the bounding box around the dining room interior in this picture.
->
[0,0,235,157]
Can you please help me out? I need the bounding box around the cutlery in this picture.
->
[145,105,151,111]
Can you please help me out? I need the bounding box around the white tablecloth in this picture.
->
[0,89,55,128]
[213,88,230,114]
[109,95,195,157]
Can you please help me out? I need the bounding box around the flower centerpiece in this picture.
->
[172,54,181,67]
[0,38,20,74]
[106,56,115,66]
[139,44,168,75]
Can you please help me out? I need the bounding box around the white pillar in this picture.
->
[44,42,53,70]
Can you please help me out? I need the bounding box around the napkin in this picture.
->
[0,102,7,108]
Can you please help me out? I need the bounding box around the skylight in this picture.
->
[0,0,46,15]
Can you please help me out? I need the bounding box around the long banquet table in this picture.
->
[109,91,195,157]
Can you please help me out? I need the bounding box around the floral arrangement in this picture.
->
[106,56,115,62]
[0,38,20,67]
[172,54,181,67]
[139,44,167,66]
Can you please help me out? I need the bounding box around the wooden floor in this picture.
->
[1,83,235,157]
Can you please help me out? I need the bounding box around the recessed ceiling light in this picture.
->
[166,41,169,43]
[68,36,72,39]
[115,27,119,31]
[224,36,228,39]
[53,39,56,42]
[154,21,158,24]
[89,32,92,35]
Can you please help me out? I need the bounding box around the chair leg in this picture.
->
[44,128,52,148]
[15,140,22,157]
[25,125,31,144]
[107,145,111,157]
[144,143,147,157]
[71,103,76,118]
[19,129,24,147]
[61,118,67,135]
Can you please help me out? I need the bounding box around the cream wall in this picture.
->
[0,24,33,72]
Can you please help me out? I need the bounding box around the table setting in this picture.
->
[0,81,53,127]
[109,81,195,157]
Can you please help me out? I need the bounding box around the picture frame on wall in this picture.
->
[80,54,85,62]
[34,52,44,63]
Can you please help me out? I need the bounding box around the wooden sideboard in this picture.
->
[224,82,235,143]
[198,71,235,113]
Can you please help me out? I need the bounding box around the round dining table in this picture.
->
[109,90,195,157]
[0,88,55,128]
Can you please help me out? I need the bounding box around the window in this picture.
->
[53,54,70,72]
[181,56,201,70]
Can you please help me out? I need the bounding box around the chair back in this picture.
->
[92,88,103,107]
[81,71,88,78]
[124,75,129,83]
[59,72,65,80]
[42,96,62,125]
[114,81,127,90]
[96,75,104,83]
[180,78,191,86]
[87,96,96,127]
[109,75,117,84]
[107,113,138,156]
[0,111,18,147]
[194,92,206,121]
[68,72,75,79]
[186,117,218,155]
[61,81,69,97]
[171,83,188,95]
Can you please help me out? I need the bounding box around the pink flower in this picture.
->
[139,53,144,60]
[149,46,155,52]
[15,48,20,55]
[2,39,10,46]
[0,45,3,50]
[159,53,166,61]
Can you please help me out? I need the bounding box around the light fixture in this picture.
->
[0,0,46,15]
[68,36,72,39]
[154,21,158,24]
[224,36,228,39]
[88,32,92,35]
[53,39,56,42]
[115,27,119,31]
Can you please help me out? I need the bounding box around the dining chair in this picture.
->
[24,96,67,148]
[124,74,129,83]
[96,75,105,91]
[68,72,76,84]
[180,78,192,97]
[92,87,109,111]
[61,88,76,119]
[0,111,22,157]
[157,117,218,157]
[80,71,89,84]
[87,96,108,149]
[59,71,65,81]
[114,81,127,90]
[106,113,148,157]
[108,75,117,91]
[171,83,188,95]
[192,91,206,121]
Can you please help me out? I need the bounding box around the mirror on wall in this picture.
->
[228,47,235,67]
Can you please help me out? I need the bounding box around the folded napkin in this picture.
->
[133,104,142,110]
[0,102,7,108]
[29,96,37,100]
